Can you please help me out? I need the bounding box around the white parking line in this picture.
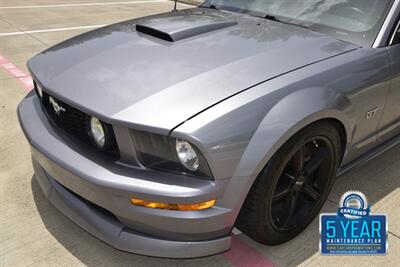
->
[0,25,106,37]
[0,0,166,9]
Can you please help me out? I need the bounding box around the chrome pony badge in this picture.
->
[49,96,66,115]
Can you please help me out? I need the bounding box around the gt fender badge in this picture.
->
[366,107,379,120]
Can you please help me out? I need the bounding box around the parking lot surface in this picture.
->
[1,1,399,266]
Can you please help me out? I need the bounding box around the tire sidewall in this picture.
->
[241,122,342,244]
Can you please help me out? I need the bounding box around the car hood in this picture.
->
[28,8,358,134]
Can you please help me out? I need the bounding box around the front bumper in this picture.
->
[18,92,233,258]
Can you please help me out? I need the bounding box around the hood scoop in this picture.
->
[135,13,237,42]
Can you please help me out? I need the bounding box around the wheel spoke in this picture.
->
[283,172,296,181]
[292,146,305,175]
[302,183,321,201]
[273,173,296,202]
[281,192,298,227]
[304,147,327,176]
[270,137,334,231]
[273,187,292,202]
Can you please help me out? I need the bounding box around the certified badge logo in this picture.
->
[320,191,387,255]
[338,191,369,219]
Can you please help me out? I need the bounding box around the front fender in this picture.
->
[235,86,353,179]
[171,47,389,219]
[172,83,353,181]
[172,84,353,216]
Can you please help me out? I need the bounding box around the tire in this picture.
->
[236,121,342,245]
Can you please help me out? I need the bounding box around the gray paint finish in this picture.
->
[19,3,400,258]
[379,43,400,141]
[173,47,392,180]
[32,158,231,258]
[28,8,358,133]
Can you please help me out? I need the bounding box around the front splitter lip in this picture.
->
[33,159,231,258]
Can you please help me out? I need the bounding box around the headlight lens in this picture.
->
[89,117,105,148]
[176,139,199,171]
[134,130,213,179]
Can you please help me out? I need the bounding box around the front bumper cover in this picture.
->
[18,92,233,258]
[32,157,230,258]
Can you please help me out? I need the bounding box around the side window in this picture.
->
[390,21,400,45]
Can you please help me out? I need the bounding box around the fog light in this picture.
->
[131,198,216,211]
[175,139,199,171]
[89,116,105,149]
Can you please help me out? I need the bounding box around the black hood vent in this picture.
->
[136,24,175,42]
[135,14,237,42]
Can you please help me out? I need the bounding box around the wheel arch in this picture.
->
[233,86,353,180]
[223,87,353,219]
[230,111,350,230]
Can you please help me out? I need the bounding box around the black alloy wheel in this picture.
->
[270,137,334,232]
[236,122,342,245]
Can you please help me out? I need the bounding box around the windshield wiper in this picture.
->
[263,14,310,30]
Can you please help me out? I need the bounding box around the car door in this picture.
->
[378,21,400,141]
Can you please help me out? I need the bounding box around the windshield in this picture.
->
[201,0,394,46]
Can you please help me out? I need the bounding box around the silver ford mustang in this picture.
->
[18,0,400,258]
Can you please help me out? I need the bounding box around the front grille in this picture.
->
[42,91,90,139]
[38,88,119,156]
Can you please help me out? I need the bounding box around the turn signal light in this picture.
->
[130,198,216,211]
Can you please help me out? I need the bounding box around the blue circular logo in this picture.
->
[338,191,369,219]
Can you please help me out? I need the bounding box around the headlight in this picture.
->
[87,116,116,151]
[134,131,212,179]
[176,139,199,171]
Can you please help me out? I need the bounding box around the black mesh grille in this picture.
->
[42,91,90,139]
[39,90,119,156]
